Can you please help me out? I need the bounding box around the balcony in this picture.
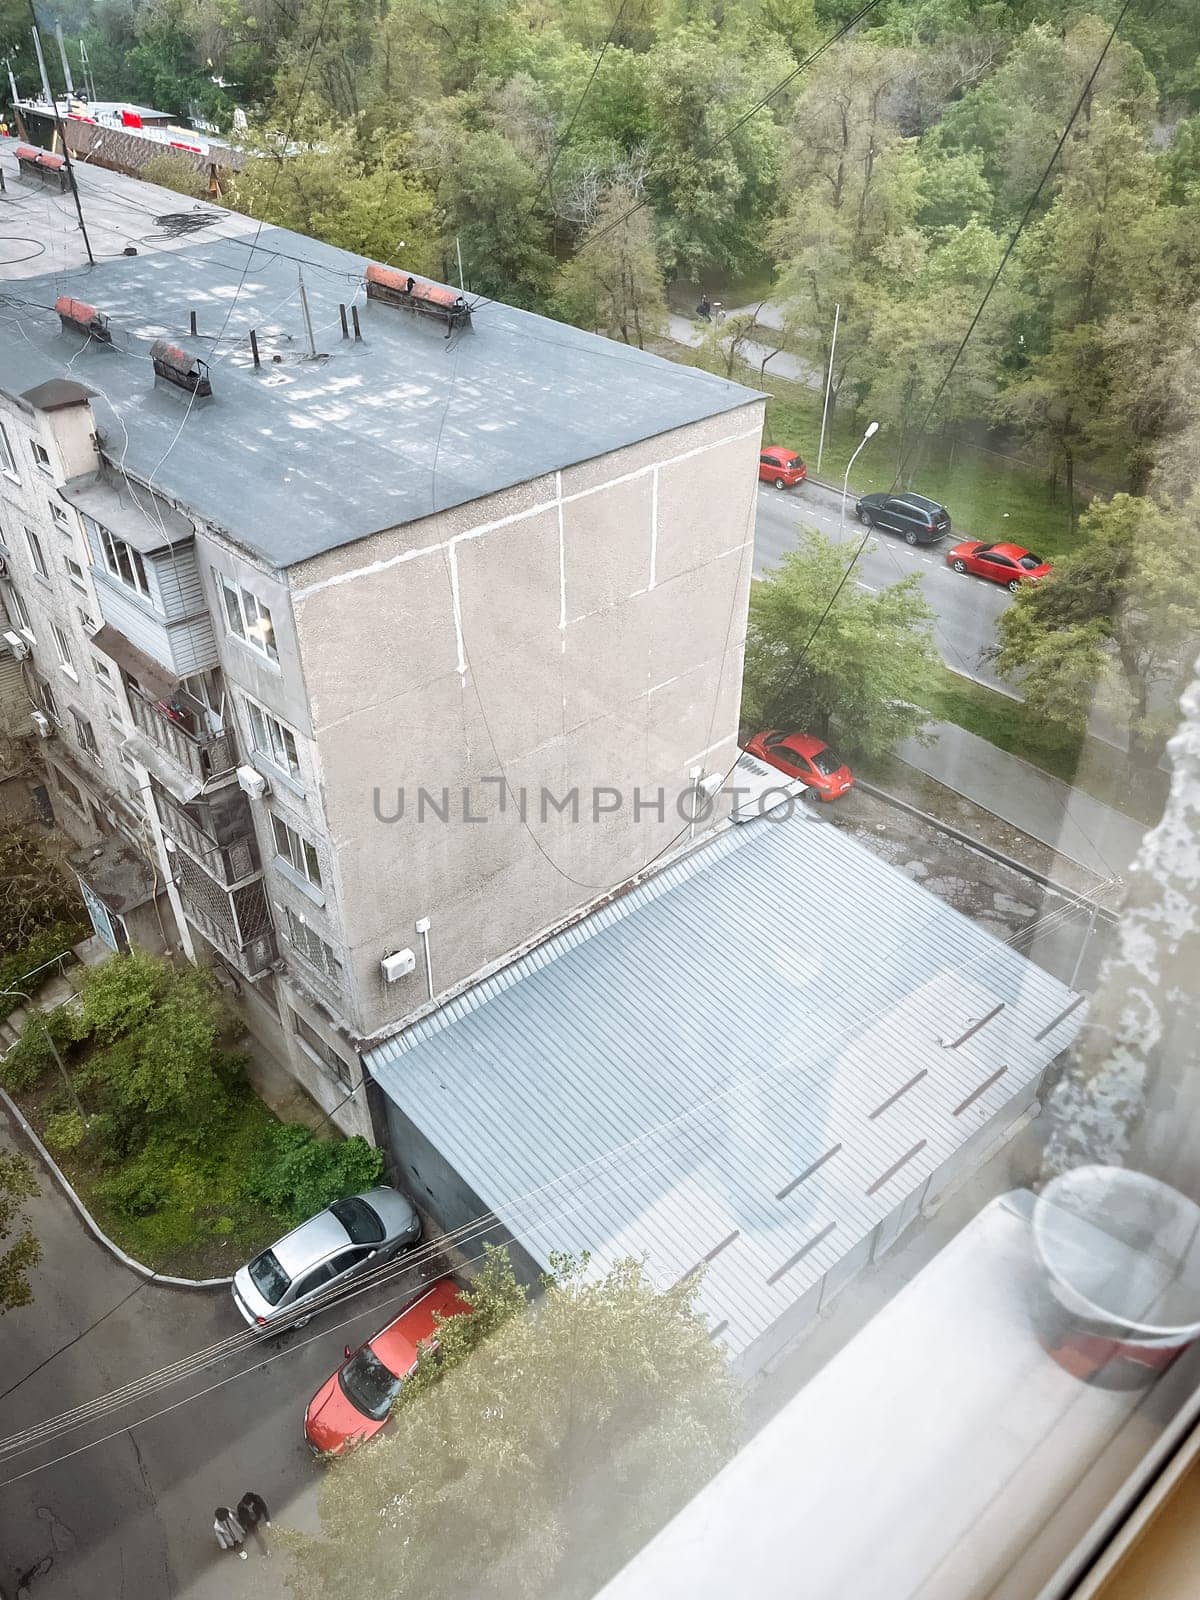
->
[153,781,260,888]
[127,685,236,788]
[174,849,276,979]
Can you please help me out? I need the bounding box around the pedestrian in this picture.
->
[213,1506,248,1561]
[237,1490,271,1559]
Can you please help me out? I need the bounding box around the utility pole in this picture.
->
[28,4,94,266]
[456,235,465,292]
[816,302,840,475]
[298,266,316,358]
[54,20,73,96]
[79,38,96,101]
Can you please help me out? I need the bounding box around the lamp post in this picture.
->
[1,986,84,1119]
[841,420,880,537]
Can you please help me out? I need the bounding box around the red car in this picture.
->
[946,540,1052,592]
[304,1277,471,1455]
[742,730,854,801]
[758,446,807,490]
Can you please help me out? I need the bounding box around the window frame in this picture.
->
[69,707,100,763]
[30,440,52,475]
[25,526,48,580]
[6,585,33,640]
[245,696,302,784]
[284,907,341,983]
[64,556,87,592]
[290,1008,353,1088]
[49,500,74,534]
[51,622,76,677]
[0,421,16,480]
[89,518,152,600]
[218,572,279,662]
[270,813,322,890]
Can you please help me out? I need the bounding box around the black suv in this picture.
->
[855,492,951,545]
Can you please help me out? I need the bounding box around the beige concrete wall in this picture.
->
[288,402,763,1037]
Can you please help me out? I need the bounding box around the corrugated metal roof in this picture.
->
[367,815,1085,1362]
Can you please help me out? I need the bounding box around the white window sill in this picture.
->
[273,854,325,907]
[251,753,305,798]
[59,666,79,683]
[227,632,282,671]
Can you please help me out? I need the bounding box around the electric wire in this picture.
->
[0,873,1117,1466]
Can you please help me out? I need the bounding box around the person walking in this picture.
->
[213,1506,248,1561]
[237,1491,271,1559]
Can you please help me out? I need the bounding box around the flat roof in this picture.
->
[0,150,761,570]
[366,812,1085,1367]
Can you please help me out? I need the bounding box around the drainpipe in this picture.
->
[415,916,433,1001]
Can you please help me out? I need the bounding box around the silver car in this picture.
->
[232,1187,421,1327]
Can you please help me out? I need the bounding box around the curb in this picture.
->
[855,778,1121,920]
[0,1084,232,1289]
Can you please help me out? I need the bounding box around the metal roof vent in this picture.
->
[150,340,212,397]
[365,264,471,333]
[55,296,112,344]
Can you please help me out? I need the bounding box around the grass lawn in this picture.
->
[23,1076,284,1278]
[913,664,1168,828]
[761,375,1083,562]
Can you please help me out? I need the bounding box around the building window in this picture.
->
[31,441,52,474]
[219,573,278,661]
[65,557,87,592]
[50,501,73,533]
[290,1009,353,1088]
[5,585,33,639]
[245,697,301,782]
[51,623,76,676]
[25,527,48,579]
[0,422,16,478]
[92,655,115,696]
[34,676,59,724]
[92,520,151,599]
[271,813,322,888]
[70,708,100,762]
[54,770,86,813]
[284,908,341,983]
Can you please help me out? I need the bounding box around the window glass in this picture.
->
[31,440,51,473]
[65,557,86,591]
[220,573,278,661]
[6,585,32,637]
[271,813,322,887]
[246,697,301,781]
[51,623,74,672]
[94,523,151,599]
[25,527,47,578]
[0,421,15,477]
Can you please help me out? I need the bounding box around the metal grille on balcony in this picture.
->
[127,684,236,784]
[154,782,259,886]
[174,849,276,978]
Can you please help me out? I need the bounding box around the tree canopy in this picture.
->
[0,1149,40,1314]
[286,1247,739,1600]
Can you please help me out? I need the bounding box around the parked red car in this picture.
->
[946,540,1052,592]
[758,446,807,489]
[742,730,854,801]
[304,1277,471,1455]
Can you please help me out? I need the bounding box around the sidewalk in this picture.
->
[666,312,821,388]
[896,722,1147,880]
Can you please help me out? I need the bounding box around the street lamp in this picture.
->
[1,986,85,1120]
[841,420,880,537]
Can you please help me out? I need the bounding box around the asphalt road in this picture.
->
[0,1113,453,1600]
[753,478,1017,694]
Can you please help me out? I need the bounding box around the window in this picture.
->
[31,441,51,474]
[292,1008,353,1085]
[219,573,278,661]
[0,421,15,478]
[245,697,301,782]
[77,607,96,635]
[91,520,150,600]
[51,623,76,676]
[6,585,32,639]
[65,557,86,592]
[92,655,115,696]
[54,770,86,813]
[34,676,59,723]
[69,708,100,762]
[50,501,73,533]
[284,908,341,982]
[271,814,322,889]
[25,527,47,579]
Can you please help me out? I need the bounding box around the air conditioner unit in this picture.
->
[694,771,723,801]
[3,631,29,660]
[381,947,416,983]
[236,764,268,800]
[30,710,53,738]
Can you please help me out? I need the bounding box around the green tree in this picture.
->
[0,1149,40,1314]
[554,185,667,347]
[742,531,939,757]
[286,1248,739,1600]
[993,494,1200,767]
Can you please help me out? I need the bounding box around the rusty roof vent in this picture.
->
[150,339,212,398]
[55,295,112,345]
[365,264,471,334]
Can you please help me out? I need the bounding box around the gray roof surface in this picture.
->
[0,155,761,570]
[367,813,1085,1364]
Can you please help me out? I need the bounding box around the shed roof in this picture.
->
[367,814,1085,1366]
[0,159,761,571]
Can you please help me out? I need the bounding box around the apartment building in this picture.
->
[0,154,763,1137]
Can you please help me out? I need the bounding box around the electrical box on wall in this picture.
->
[381,948,416,982]
[4,632,29,660]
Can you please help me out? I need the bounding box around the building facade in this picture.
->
[0,154,763,1139]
